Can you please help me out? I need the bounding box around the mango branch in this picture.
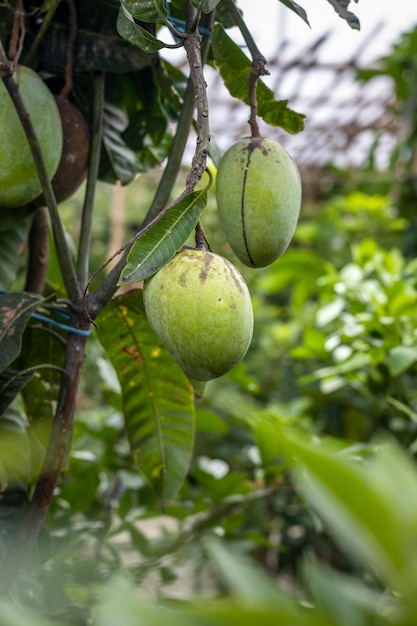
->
[0,41,81,302]
[85,17,213,318]
[225,0,269,137]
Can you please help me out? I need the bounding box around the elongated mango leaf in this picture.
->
[0,293,43,373]
[258,421,417,591]
[102,101,139,185]
[212,24,305,134]
[121,0,167,23]
[117,6,176,53]
[18,324,66,424]
[118,190,206,284]
[278,0,310,26]
[96,290,195,501]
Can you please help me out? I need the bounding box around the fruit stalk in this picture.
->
[224,0,269,137]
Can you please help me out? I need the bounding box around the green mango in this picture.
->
[0,66,63,207]
[216,137,302,267]
[143,248,254,382]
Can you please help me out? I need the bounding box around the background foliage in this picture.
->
[1,1,417,625]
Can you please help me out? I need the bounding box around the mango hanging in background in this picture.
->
[216,137,302,268]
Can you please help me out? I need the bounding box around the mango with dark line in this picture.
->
[143,248,254,381]
[216,137,302,267]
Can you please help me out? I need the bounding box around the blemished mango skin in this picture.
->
[0,66,63,207]
[143,248,254,382]
[216,137,302,267]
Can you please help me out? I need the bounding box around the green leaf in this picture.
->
[265,425,417,591]
[325,0,360,30]
[96,291,195,501]
[385,345,417,377]
[0,369,34,417]
[121,0,167,23]
[101,102,139,185]
[0,293,43,373]
[302,559,384,626]
[117,6,174,53]
[18,324,66,424]
[118,190,206,284]
[278,0,310,26]
[204,536,290,606]
[211,24,305,134]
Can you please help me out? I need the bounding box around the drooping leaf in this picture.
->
[0,369,34,417]
[101,101,139,185]
[117,6,176,53]
[96,290,195,501]
[0,293,43,373]
[211,25,305,134]
[0,219,32,292]
[118,190,206,284]
[325,0,360,30]
[278,0,310,26]
[18,323,66,424]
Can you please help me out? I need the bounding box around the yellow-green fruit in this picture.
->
[0,66,63,207]
[143,248,254,382]
[216,137,302,267]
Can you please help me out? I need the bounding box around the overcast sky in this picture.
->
[237,0,417,63]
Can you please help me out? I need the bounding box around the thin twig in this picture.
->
[23,0,61,66]
[60,0,77,98]
[8,0,25,63]
[76,71,105,288]
[225,0,269,137]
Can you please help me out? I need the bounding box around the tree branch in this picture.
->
[85,13,214,318]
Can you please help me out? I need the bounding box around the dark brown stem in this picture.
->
[184,31,210,189]
[195,221,206,249]
[60,0,77,98]
[225,0,269,137]
[0,329,88,594]
[24,206,49,294]
[8,0,25,63]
